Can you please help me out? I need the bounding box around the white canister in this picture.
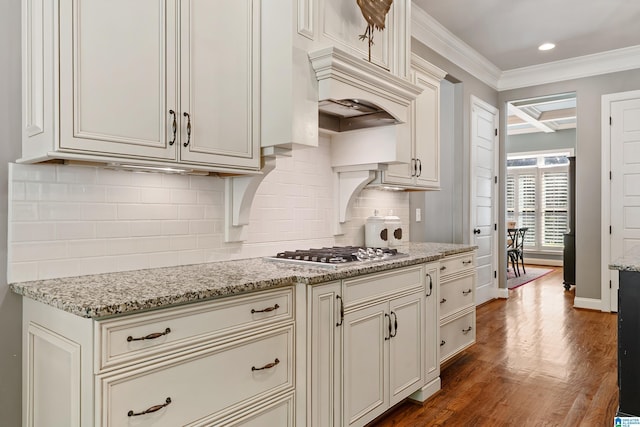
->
[365,210,388,248]
[384,211,403,247]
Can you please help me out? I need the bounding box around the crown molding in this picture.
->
[411,5,501,90]
[498,45,640,90]
[412,5,640,92]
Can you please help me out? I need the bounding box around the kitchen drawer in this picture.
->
[439,273,475,320]
[97,324,294,427]
[342,266,423,306]
[95,287,293,372]
[439,253,475,278]
[440,311,475,364]
[210,391,295,427]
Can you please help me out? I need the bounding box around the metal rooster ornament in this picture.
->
[356,0,393,62]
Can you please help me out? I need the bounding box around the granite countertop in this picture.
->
[10,242,476,319]
[610,245,640,272]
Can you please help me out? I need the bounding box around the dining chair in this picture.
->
[513,228,528,276]
[507,228,520,277]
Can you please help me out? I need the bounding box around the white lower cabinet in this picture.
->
[22,288,295,426]
[307,265,426,427]
[439,252,477,364]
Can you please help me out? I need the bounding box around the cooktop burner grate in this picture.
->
[266,246,406,268]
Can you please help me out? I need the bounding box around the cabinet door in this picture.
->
[59,0,177,160]
[308,282,342,427]
[179,0,260,170]
[424,264,440,384]
[342,303,388,427]
[413,69,440,188]
[388,292,424,406]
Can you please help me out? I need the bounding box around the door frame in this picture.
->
[601,89,640,312]
[470,95,500,303]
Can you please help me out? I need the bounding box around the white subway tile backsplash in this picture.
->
[55,222,96,240]
[12,222,56,242]
[118,204,179,220]
[7,136,410,282]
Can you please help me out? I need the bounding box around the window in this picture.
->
[507,152,571,252]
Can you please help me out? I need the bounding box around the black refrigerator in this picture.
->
[563,156,576,290]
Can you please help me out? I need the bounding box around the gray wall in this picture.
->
[507,128,576,154]
[0,0,23,425]
[499,69,640,301]
[410,40,499,245]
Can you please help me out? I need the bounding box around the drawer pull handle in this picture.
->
[251,303,280,314]
[440,298,447,304]
[440,340,446,347]
[168,110,177,146]
[127,328,171,342]
[390,311,398,338]
[183,112,192,147]
[462,326,473,334]
[384,313,392,341]
[440,266,447,271]
[426,273,433,297]
[462,260,472,265]
[128,397,171,417]
[252,358,280,371]
[462,289,472,296]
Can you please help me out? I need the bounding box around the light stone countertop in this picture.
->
[10,242,476,319]
[610,244,640,272]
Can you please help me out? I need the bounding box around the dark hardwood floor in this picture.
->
[372,266,619,426]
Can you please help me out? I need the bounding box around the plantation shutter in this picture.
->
[506,175,515,221]
[541,171,568,246]
[518,174,537,246]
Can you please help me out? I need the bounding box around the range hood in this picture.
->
[309,47,422,133]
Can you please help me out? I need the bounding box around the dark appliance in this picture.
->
[563,156,576,290]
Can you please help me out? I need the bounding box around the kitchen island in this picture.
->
[610,245,640,417]
[11,242,476,426]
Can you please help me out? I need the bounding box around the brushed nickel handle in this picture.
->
[440,298,447,304]
[252,358,279,371]
[336,295,344,327]
[168,110,177,146]
[440,340,446,347]
[127,328,171,342]
[462,289,472,296]
[128,397,171,417]
[251,303,279,314]
[183,112,191,147]
[462,326,473,334]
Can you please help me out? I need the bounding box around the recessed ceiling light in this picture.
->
[538,42,556,51]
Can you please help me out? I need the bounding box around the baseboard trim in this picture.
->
[573,297,602,311]
[409,377,441,403]
[525,258,563,267]
[497,288,509,299]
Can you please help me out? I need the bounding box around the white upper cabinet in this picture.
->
[381,55,447,189]
[22,0,260,173]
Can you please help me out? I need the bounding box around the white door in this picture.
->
[179,0,260,169]
[470,96,499,304]
[59,0,177,160]
[605,93,640,312]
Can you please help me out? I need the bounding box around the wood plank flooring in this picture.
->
[371,267,619,426]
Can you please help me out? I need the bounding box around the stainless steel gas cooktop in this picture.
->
[265,246,408,269]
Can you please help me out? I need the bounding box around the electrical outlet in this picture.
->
[415,208,421,222]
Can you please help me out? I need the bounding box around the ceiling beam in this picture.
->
[507,103,555,133]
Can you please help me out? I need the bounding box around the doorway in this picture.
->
[504,92,577,289]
